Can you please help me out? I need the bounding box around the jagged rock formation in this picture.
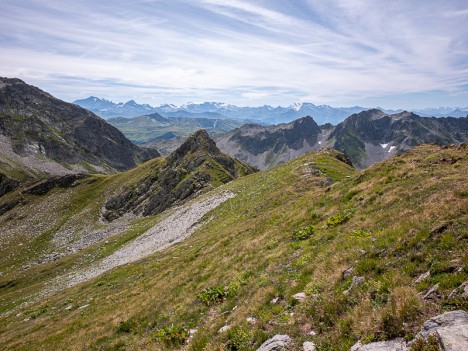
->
[213,110,468,170]
[0,77,159,178]
[330,109,468,168]
[215,116,329,170]
[103,130,255,221]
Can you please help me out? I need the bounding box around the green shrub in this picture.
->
[292,225,315,240]
[351,230,371,239]
[153,323,188,346]
[225,327,251,351]
[28,305,48,319]
[197,286,229,305]
[116,318,138,334]
[326,212,352,227]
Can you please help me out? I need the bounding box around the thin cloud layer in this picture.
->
[1,0,467,108]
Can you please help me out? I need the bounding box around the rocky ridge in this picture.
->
[212,110,468,170]
[103,129,255,221]
[0,77,159,179]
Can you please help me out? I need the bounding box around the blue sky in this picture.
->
[1,0,467,109]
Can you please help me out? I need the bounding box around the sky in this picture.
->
[1,0,468,109]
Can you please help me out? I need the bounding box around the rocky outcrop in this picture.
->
[103,130,255,221]
[257,334,292,351]
[0,172,19,198]
[0,77,159,175]
[413,310,468,351]
[350,310,468,351]
[22,174,88,196]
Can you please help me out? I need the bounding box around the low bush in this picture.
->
[153,323,188,346]
[292,225,315,240]
[197,286,229,306]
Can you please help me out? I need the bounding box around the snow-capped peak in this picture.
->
[289,102,303,111]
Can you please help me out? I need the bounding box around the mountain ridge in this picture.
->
[212,110,468,170]
[0,78,159,179]
[74,96,468,124]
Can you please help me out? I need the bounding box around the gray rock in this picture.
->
[218,325,231,333]
[461,281,468,298]
[271,297,279,304]
[415,310,468,351]
[293,292,307,302]
[247,317,257,324]
[415,271,430,283]
[423,283,439,299]
[303,341,316,351]
[342,267,354,279]
[350,338,407,351]
[344,276,365,295]
[257,334,292,351]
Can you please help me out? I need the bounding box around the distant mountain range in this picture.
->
[74,96,468,125]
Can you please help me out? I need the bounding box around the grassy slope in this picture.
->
[0,145,466,350]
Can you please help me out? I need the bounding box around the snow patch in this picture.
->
[388,146,396,153]
[380,143,389,148]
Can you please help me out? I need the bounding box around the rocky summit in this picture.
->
[0,78,159,179]
[103,129,256,221]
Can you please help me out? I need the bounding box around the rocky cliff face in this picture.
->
[103,129,255,221]
[330,109,468,168]
[0,77,159,178]
[214,110,468,170]
[215,116,329,170]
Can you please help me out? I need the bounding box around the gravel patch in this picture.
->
[41,191,235,295]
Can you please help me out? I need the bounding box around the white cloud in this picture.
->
[0,0,467,108]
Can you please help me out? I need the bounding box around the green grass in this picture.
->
[0,145,466,350]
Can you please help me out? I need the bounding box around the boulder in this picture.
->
[414,310,468,351]
[293,292,307,302]
[303,341,316,351]
[350,338,407,351]
[257,334,292,351]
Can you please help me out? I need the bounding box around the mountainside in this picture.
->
[107,112,246,146]
[75,97,468,125]
[0,78,159,179]
[215,116,330,170]
[330,109,468,168]
[103,129,256,221]
[0,143,466,350]
[212,110,468,170]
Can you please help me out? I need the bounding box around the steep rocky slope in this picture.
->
[212,110,468,170]
[215,116,330,170]
[330,109,468,168]
[103,129,256,220]
[0,78,159,179]
[0,144,466,350]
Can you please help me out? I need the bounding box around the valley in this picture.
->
[0,79,466,351]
